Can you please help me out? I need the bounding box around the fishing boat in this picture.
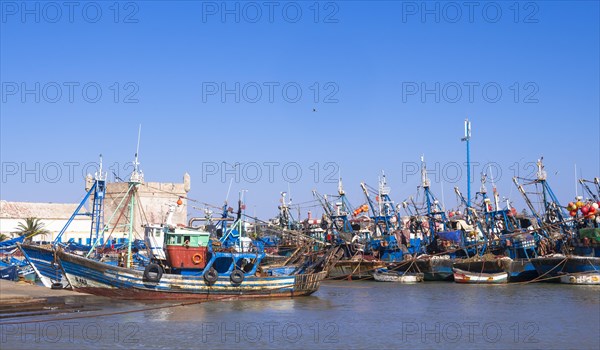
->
[18,243,330,300]
[413,255,454,281]
[309,179,391,280]
[513,159,600,280]
[373,268,424,283]
[530,254,600,277]
[559,272,600,285]
[0,265,18,281]
[452,268,508,284]
[328,257,385,279]
[19,148,335,299]
[0,256,36,282]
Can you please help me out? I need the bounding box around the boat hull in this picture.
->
[531,256,600,278]
[19,244,327,300]
[414,256,454,281]
[559,273,600,285]
[452,268,508,284]
[328,259,385,280]
[18,244,66,288]
[373,270,424,283]
[453,258,538,282]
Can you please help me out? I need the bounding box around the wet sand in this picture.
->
[0,280,108,319]
[0,280,85,303]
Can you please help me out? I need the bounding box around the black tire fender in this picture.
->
[230,269,245,285]
[204,267,218,285]
[143,263,163,283]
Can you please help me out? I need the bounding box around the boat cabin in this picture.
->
[144,225,167,260]
[165,227,211,269]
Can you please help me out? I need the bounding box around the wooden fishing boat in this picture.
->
[452,268,508,284]
[17,152,337,300]
[414,255,454,281]
[559,272,600,285]
[530,255,600,278]
[451,253,540,283]
[373,268,424,283]
[19,243,331,300]
[327,258,385,280]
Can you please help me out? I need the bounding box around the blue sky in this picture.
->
[1,1,599,219]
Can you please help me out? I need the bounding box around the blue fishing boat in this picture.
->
[402,155,483,281]
[0,256,36,282]
[20,149,333,299]
[18,243,328,300]
[514,160,600,279]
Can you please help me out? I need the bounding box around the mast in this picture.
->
[421,156,435,239]
[461,118,472,208]
[421,156,447,238]
[127,125,144,268]
[336,178,353,232]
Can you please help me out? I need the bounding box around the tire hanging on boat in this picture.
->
[230,269,244,285]
[203,267,218,285]
[143,263,163,283]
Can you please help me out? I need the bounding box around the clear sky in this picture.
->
[1,1,599,219]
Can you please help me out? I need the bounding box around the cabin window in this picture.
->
[155,229,161,237]
[184,235,191,245]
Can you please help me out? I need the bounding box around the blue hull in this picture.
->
[19,244,326,299]
[531,256,600,277]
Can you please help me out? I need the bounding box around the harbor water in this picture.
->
[1,281,599,349]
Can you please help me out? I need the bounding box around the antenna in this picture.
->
[488,163,499,210]
[135,125,141,164]
[536,157,546,181]
[338,169,344,196]
[95,154,106,181]
[440,176,446,212]
[461,118,472,207]
[225,178,233,204]
[421,155,429,188]
[129,125,144,183]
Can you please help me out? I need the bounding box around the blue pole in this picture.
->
[53,182,96,245]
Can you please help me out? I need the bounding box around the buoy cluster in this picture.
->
[353,204,369,217]
[567,200,600,218]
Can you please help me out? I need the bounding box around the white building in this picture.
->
[0,173,191,245]
[0,200,91,243]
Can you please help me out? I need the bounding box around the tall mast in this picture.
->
[127,125,143,268]
[461,118,472,207]
[488,164,500,211]
[421,156,435,238]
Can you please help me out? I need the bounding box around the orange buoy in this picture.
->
[192,254,203,264]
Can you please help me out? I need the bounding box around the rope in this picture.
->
[513,256,568,284]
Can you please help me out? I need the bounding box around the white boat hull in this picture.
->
[559,273,600,285]
[373,270,424,283]
[452,268,508,284]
